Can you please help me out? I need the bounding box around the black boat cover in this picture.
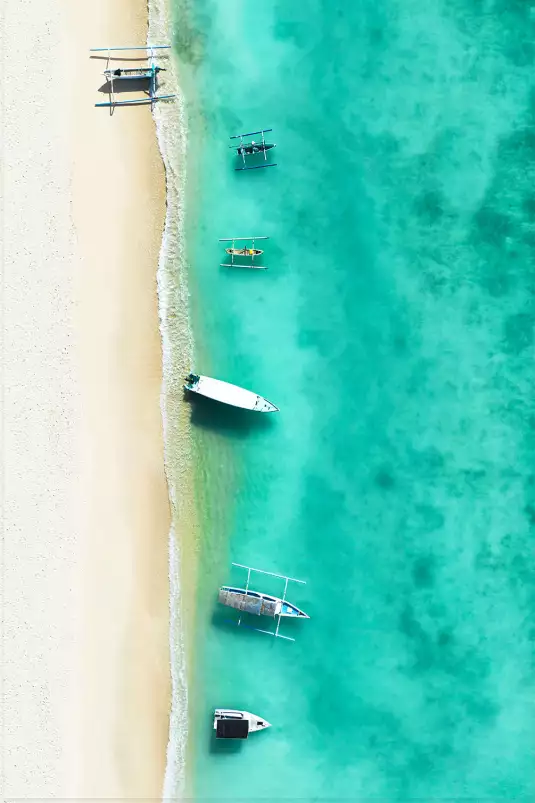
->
[216,718,250,739]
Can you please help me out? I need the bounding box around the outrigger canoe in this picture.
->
[225,247,263,257]
[219,586,309,619]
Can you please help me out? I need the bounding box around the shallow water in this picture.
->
[169,0,535,797]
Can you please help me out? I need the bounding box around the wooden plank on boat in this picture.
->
[218,590,277,617]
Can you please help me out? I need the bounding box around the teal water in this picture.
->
[170,0,535,797]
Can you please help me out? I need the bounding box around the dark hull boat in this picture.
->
[214,709,271,740]
[237,142,276,156]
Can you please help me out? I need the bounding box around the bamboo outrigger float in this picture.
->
[90,45,176,109]
[219,236,269,269]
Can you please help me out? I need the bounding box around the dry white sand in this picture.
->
[2,0,172,798]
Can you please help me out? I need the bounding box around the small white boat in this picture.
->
[219,586,310,619]
[214,709,271,740]
[184,373,278,413]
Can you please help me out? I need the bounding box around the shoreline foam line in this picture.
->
[148,0,193,797]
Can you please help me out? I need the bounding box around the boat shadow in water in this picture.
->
[211,606,305,645]
[208,720,271,755]
[185,392,276,439]
[210,607,272,643]
[98,78,152,96]
[208,729,245,755]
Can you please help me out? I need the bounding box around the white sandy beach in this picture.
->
[3,0,173,798]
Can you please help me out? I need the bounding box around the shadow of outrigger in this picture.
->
[89,44,176,113]
[98,76,156,97]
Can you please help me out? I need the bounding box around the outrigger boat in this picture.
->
[219,236,269,269]
[230,128,277,171]
[184,373,278,413]
[219,563,309,642]
[214,709,271,740]
[227,247,263,257]
[90,45,176,108]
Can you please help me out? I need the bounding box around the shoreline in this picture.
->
[148,1,198,795]
[65,1,173,797]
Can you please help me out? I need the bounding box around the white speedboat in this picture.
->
[219,586,309,619]
[214,709,271,740]
[184,373,278,413]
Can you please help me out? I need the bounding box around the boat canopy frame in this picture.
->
[229,128,277,171]
[219,236,269,270]
[225,562,306,642]
[90,45,176,109]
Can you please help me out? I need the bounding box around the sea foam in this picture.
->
[148,0,192,796]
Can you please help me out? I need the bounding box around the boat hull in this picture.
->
[214,709,271,735]
[219,585,309,619]
[184,374,278,413]
[238,143,276,155]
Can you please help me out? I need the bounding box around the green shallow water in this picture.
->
[170,0,535,797]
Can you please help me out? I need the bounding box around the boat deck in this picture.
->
[219,589,278,618]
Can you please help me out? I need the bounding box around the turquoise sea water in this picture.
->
[169,0,535,797]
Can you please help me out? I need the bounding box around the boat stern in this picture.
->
[184,372,200,391]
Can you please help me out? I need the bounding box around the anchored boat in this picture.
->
[184,373,279,413]
[226,247,263,257]
[219,586,309,619]
[214,709,271,740]
[219,236,269,269]
[229,128,277,171]
[219,562,309,642]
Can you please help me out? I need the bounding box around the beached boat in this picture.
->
[219,585,309,619]
[214,709,271,740]
[90,45,176,109]
[103,65,165,80]
[184,373,279,413]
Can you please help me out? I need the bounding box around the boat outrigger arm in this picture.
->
[90,45,176,108]
[224,563,307,642]
[219,236,269,269]
[229,128,277,171]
